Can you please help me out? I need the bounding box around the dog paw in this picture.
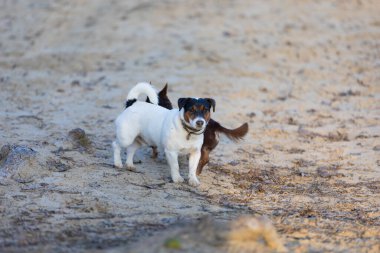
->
[172,175,185,183]
[189,177,200,187]
[114,162,123,169]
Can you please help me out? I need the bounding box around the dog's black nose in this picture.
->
[196,120,204,127]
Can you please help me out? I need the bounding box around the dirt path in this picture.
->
[1,0,380,252]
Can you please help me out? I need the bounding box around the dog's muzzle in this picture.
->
[196,120,204,128]
[181,120,207,140]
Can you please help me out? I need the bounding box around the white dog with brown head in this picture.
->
[112,82,215,186]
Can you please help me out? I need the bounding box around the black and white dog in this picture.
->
[112,82,215,186]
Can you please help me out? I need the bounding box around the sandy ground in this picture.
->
[1,0,380,252]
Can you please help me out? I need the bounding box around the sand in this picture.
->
[1,0,380,252]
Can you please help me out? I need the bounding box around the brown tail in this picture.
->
[213,120,249,142]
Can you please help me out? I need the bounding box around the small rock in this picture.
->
[0,145,37,179]
[247,112,256,118]
[293,159,316,167]
[68,128,93,152]
[69,128,86,139]
[373,145,380,151]
[229,160,240,166]
[222,31,232,37]
[327,131,349,141]
[317,165,341,178]
[287,148,305,154]
[338,90,360,96]
[298,206,317,218]
[102,105,114,109]
[0,144,11,161]
[288,117,297,125]
[298,126,318,139]
[250,182,265,193]
[259,87,268,93]
[46,158,71,172]
[89,182,101,188]
[71,80,80,86]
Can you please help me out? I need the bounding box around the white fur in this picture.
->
[126,82,158,105]
[113,83,205,186]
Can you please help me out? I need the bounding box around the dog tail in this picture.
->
[126,82,158,108]
[214,121,249,142]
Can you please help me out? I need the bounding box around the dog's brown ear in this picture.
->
[159,83,168,96]
[178,97,190,110]
[204,98,216,112]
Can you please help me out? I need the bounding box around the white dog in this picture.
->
[112,82,215,186]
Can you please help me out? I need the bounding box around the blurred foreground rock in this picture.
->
[125,216,286,253]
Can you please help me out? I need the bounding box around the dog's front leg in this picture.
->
[188,149,201,186]
[165,149,184,183]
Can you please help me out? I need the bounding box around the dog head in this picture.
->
[178,97,215,130]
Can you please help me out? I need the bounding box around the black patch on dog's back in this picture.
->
[125,99,137,108]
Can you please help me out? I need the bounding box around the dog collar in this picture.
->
[181,120,206,140]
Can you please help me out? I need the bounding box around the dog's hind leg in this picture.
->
[196,148,210,176]
[151,146,158,159]
[126,141,140,170]
[115,123,139,169]
[113,141,123,168]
